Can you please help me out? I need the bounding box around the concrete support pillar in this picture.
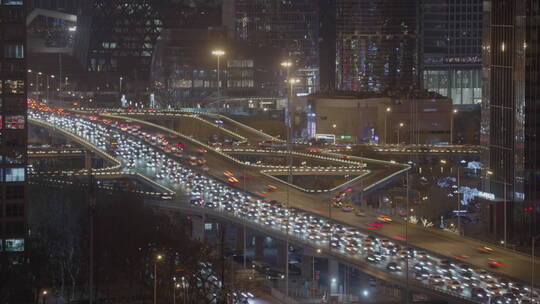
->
[254,235,264,261]
[218,222,227,257]
[402,289,410,303]
[191,215,205,242]
[276,241,288,270]
[85,152,92,170]
[301,255,313,279]
[328,259,339,295]
[235,226,245,253]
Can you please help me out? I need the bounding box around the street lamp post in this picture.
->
[154,254,163,304]
[47,75,55,101]
[457,166,461,235]
[313,248,321,297]
[384,107,391,144]
[174,283,180,304]
[397,122,404,145]
[119,77,123,93]
[285,76,300,300]
[37,72,42,99]
[531,235,540,301]
[42,290,48,304]
[211,50,225,98]
[450,109,458,145]
[281,61,292,96]
[486,170,509,247]
[440,159,462,234]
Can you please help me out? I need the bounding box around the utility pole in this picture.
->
[457,166,461,235]
[59,53,62,106]
[220,223,226,304]
[88,154,95,304]
[405,172,409,304]
[242,168,247,269]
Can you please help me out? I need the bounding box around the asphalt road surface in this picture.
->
[106,112,540,284]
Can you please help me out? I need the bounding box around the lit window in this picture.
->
[4,239,24,252]
[3,1,23,5]
[5,115,24,129]
[4,80,24,94]
[4,151,24,164]
[6,167,24,182]
[4,44,23,58]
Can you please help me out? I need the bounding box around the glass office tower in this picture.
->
[79,0,164,81]
[421,0,483,105]
[229,0,320,94]
[335,0,418,92]
[0,0,27,255]
[482,0,540,243]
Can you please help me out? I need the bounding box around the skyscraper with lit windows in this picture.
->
[0,0,27,255]
[482,0,540,244]
[334,0,418,92]
[420,0,483,105]
[224,0,320,95]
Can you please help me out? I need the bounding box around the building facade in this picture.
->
[306,89,452,144]
[27,0,81,13]
[482,0,539,243]
[224,0,320,95]
[318,0,336,91]
[421,0,483,105]
[78,0,163,81]
[334,0,418,92]
[0,0,27,255]
[151,27,283,107]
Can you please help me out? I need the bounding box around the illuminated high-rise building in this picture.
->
[0,0,27,255]
[335,0,418,92]
[420,0,483,105]
[482,0,540,243]
[78,0,164,82]
[224,0,320,95]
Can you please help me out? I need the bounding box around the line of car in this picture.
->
[28,107,539,304]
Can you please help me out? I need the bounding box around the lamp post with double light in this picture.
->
[281,61,292,96]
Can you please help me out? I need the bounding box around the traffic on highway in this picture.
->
[28,101,538,304]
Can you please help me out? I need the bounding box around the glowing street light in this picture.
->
[173,282,181,304]
[384,107,391,144]
[42,290,49,304]
[451,108,458,145]
[36,72,43,98]
[154,254,163,304]
[212,49,225,98]
[397,122,404,144]
[281,61,292,68]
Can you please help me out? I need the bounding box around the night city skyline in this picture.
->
[1,1,540,304]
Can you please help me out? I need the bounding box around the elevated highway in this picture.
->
[69,109,540,289]
[31,105,540,303]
